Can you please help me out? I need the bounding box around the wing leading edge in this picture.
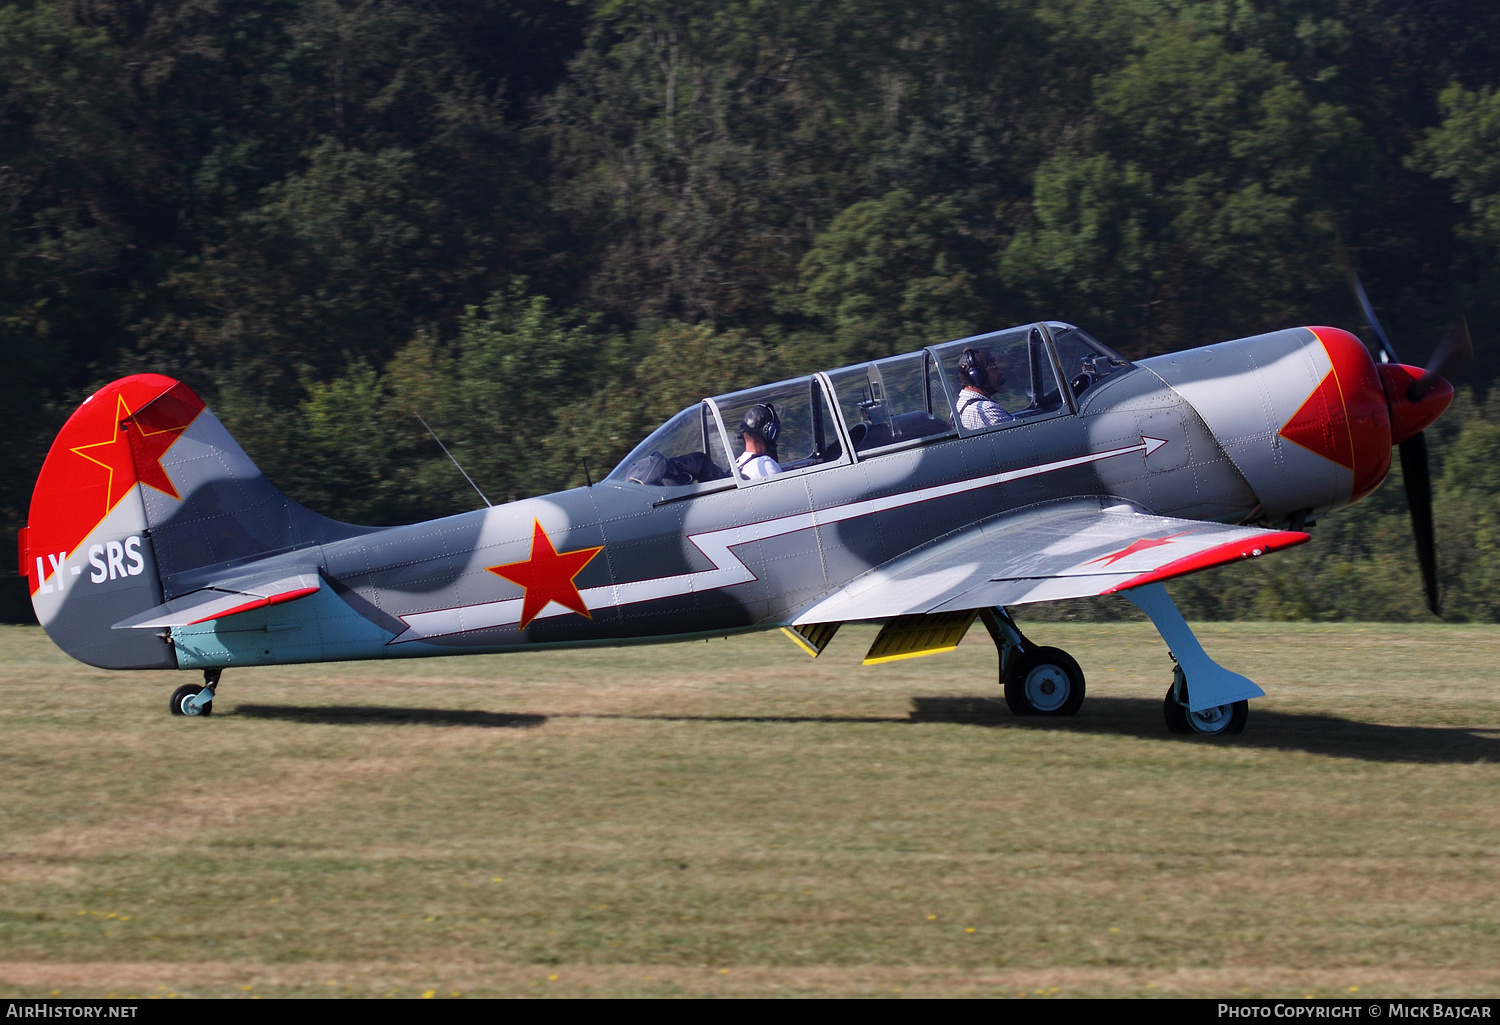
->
[790,498,1308,625]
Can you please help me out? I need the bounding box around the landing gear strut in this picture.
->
[169,667,220,717]
[980,608,1086,716]
[1121,583,1259,736]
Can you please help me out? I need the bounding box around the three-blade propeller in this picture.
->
[1347,267,1472,616]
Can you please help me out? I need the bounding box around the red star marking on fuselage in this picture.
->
[1088,532,1192,567]
[69,392,198,516]
[488,520,604,629]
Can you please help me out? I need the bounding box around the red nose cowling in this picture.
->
[1377,363,1455,445]
[1302,327,1393,504]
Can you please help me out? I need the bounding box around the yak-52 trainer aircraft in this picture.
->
[20,304,1461,735]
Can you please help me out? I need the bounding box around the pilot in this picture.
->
[736,403,783,479]
[955,347,1015,430]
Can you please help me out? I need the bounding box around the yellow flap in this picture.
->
[862,610,977,665]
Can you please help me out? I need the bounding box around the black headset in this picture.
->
[738,402,780,444]
[958,347,992,389]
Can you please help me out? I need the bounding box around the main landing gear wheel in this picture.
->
[169,683,212,717]
[1162,670,1246,736]
[1004,646,1086,716]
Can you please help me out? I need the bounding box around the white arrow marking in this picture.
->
[390,436,1168,643]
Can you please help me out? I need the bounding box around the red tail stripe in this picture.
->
[185,586,320,626]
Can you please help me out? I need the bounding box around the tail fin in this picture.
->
[22,374,365,669]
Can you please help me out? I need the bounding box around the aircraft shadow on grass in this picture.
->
[232,696,1499,764]
[908,695,1500,764]
[234,704,546,729]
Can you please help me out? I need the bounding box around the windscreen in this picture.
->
[1048,322,1133,399]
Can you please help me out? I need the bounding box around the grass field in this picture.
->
[1,620,1498,999]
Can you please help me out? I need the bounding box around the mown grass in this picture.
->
[1,620,1498,998]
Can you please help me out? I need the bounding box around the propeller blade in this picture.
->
[1346,266,1401,365]
[1410,316,1473,401]
[1336,244,1399,363]
[1398,432,1440,616]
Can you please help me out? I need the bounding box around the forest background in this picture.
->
[6,0,1500,625]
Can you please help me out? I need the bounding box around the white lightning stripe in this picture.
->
[389,436,1167,643]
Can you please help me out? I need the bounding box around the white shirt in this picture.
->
[955,388,1014,430]
[736,451,782,479]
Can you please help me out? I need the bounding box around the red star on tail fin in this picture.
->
[69,381,205,514]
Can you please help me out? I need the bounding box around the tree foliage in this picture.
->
[7,0,1500,624]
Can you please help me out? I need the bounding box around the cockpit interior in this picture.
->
[607,322,1132,491]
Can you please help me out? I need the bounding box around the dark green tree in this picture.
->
[1002,24,1365,355]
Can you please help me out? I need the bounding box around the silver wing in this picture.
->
[791,498,1308,624]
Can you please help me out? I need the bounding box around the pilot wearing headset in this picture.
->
[954,347,1015,430]
[736,403,783,479]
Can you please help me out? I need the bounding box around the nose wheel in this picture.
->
[1163,667,1247,735]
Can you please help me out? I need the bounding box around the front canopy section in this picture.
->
[929,324,1069,433]
[926,322,1134,435]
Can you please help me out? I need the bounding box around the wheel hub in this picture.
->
[1024,665,1070,713]
[1188,704,1231,734]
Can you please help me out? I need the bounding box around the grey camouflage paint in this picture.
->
[30,325,1367,672]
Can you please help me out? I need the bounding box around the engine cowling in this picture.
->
[1142,326,1394,523]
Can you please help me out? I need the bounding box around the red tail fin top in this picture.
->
[26,374,203,595]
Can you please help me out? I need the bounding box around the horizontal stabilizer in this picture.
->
[113,572,321,629]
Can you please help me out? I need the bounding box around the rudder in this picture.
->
[22,374,368,669]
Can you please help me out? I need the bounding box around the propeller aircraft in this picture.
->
[19,303,1463,735]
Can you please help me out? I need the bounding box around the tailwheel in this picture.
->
[169,683,212,717]
[169,668,220,718]
[1163,667,1246,735]
[1003,646,1086,716]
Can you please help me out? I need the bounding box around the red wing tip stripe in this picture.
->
[186,586,320,625]
[1101,532,1311,595]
